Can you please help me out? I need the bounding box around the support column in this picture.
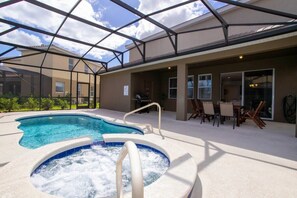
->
[70,71,72,110]
[176,63,188,121]
[295,96,297,138]
[93,74,97,109]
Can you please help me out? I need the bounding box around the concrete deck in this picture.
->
[0,109,297,198]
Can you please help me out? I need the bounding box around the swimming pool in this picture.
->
[31,142,170,198]
[17,115,143,149]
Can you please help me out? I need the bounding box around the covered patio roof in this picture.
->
[0,0,296,75]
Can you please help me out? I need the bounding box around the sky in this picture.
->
[0,0,226,65]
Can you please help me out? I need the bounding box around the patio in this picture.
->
[0,109,296,197]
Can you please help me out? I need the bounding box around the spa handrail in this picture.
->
[116,141,144,198]
[123,102,164,139]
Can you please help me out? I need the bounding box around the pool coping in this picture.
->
[103,134,198,198]
[0,112,198,198]
[0,111,145,164]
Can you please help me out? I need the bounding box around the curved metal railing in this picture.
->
[116,141,144,198]
[123,102,164,139]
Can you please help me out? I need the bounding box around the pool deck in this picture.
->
[0,109,297,198]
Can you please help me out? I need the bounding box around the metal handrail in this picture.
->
[116,141,144,198]
[123,102,164,139]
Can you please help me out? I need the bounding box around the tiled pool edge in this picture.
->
[0,134,197,198]
[0,137,93,198]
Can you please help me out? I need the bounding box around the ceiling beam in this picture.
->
[40,0,82,69]
[0,0,22,9]
[201,0,229,44]
[215,0,297,19]
[25,0,144,44]
[0,40,107,65]
[0,47,17,57]
[0,27,18,36]
[110,0,176,36]
[0,18,121,54]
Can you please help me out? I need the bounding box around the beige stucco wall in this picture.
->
[3,49,101,98]
[100,71,131,112]
[100,30,297,122]
[129,0,297,62]
[102,50,296,122]
[4,53,53,77]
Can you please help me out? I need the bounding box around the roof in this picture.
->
[17,44,79,57]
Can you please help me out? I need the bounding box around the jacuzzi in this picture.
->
[0,120,197,198]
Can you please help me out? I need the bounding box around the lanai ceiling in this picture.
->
[0,0,296,75]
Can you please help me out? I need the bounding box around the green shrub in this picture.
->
[6,97,20,112]
[57,99,69,110]
[24,97,39,110]
[0,98,8,112]
[41,97,54,110]
[90,101,99,109]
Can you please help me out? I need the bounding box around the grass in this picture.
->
[2,104,101,113]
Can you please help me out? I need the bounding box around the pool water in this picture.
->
[17,115,142,149]
[31,143,170,198]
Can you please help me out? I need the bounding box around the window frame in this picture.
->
[90,86,94,97]
[197,73,212,100]
[55,81,65,93]
[68,58,74,71]
[168,77,177,99]
[84,64,89,73]
[187,75,194,99]
[78,84,81,97]
[168,75,195,99]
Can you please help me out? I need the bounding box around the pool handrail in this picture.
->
[116,141,144,198]
[123,102,164,139]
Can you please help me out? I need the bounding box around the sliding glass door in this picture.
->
[221,69,274,120]
[243,69,274,119]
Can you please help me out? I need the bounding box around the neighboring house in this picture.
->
[100,0,297,122]
[0,45,101,105]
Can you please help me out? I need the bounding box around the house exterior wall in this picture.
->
[100,71,131,112]
[129,0,297,62]
[161,54,296,122]
[100,30,297,122]
[2,48,101,99]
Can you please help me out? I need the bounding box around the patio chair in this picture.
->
[201,102,219,126]
[244,101,266,129]
[219,102,236,129]
[188,99,203,120]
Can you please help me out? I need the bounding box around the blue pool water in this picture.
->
[17,115,143,149]
[31,143,169,198]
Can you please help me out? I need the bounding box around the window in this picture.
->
[78,84,81,97]
[84,64,88,73]
[188,75,194,99]
[68,59,74,70]
[198,74,212,100]
[168,76,194,99]
[168,77,177,99]
[55,82,65,93]
[90,86,94,97]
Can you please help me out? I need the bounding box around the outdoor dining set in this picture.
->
[189,99,266,129]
